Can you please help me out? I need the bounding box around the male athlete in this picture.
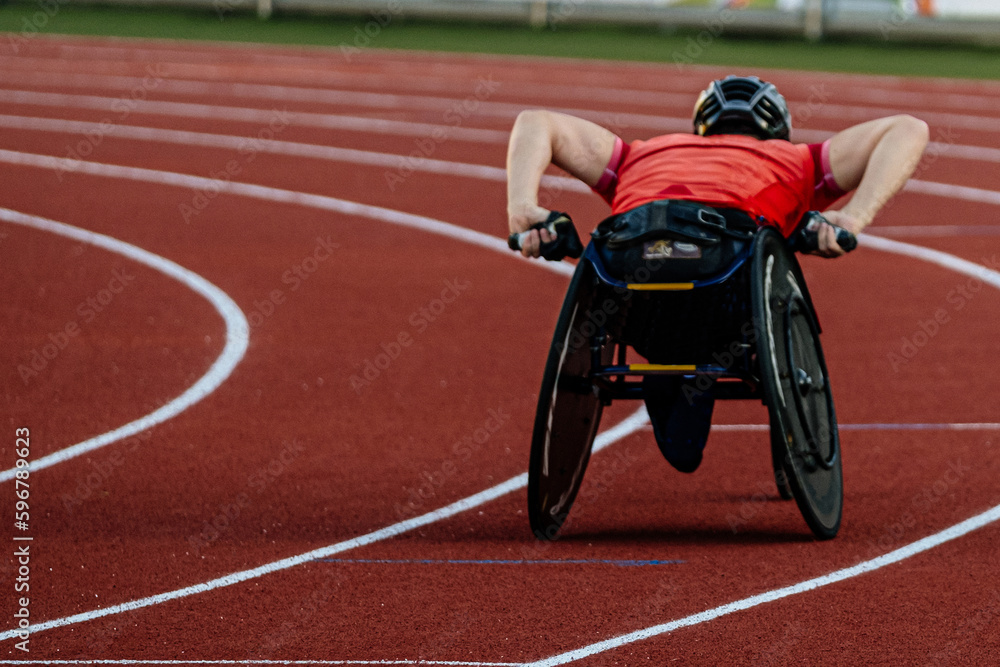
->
[506,75,928,472]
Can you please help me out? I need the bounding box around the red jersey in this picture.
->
[593,133,846,237]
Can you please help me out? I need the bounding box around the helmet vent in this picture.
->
[692,75,791,141]
[720,79,759,103]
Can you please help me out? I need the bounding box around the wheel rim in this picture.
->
[527,259,612,539]
[752,228,842,539]
[784,296,838,472]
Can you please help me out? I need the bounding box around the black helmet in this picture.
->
[692,75,791,141]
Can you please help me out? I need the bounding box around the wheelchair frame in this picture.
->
[526,227,843,541]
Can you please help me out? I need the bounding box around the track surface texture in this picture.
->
[2,34,1000,665]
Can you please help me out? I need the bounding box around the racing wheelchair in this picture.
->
[510,204,855,541]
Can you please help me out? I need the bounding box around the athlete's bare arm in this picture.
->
[506,110,618,258]
[816,114,929,256]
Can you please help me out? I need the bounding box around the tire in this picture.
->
[752,229,843,539]
[770,410,794,500]
[527,258,614,540]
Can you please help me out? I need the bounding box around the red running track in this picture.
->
[1,34,999,665]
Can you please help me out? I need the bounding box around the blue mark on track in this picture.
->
[316,558,684,567]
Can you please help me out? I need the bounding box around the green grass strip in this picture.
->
[1,1,999,79]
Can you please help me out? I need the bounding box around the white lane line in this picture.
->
[523,229,1000,666]
[5,42,1000,112]
[3,65,998,134]
[0,661,521,666]
[709,423,1000,432]
[8,63,1000,130]
[0,147,635,640]
[872,225,1000,237]
[0,408,650,642]
[0,114,585,192]
[7,117,1000,208]
[5,40,1000,661]
[6,86,1000,168]
[805,101,1000,133]
[0,83,959,150]
[0,208,249,484]
[0,89,508,144]
[0,84,685,134]
[906,179,1000,207]
[863,233,1000,289]
[1,147,996,480]
[526,503,1000,666]
[0,148,574,279]
[2,148,997,656]
[0,59,693,109]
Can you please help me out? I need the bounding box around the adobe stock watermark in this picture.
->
[886,254,1000,372]
[877,2,919,41]
[925,589,1000,666]
[863,125,959,223]
[60,429,155,513]
[349,277,471,394]
[339,0,402,63]
[212,0,261,22]
[384,76,501,192]
[187,439,305,557]
[80,607,144,657]
[231,235,338,345]
[55,64,168,181]
[536,112,630,212]
[859,450,977,562]
[419,610,483,660]
[790,84,832,129]
[6,0,69,54]
[17,267,136,385]
[726,476,792,535]
[756,621,805,666]
[393,406,511,520]
[179,109,290,224]
[519,445,641,557]
[672,7,738,72]
[587,579,683,667]
[253,569,344,658]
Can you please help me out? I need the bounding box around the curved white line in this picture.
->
[529,506,1000,666]
[16,84,1000,152]
[4,50,1000,121]
[0,147,639,641]
[0,89,508,144]
[525,232,1000,665]
[0,147,569,481]
[0,660,520,666]
[0,408,650,642]
[7,39,1000,112]
[906,179,1000,207]
[862,233,1000,288]
[0,208,249,483]
[1,149,997,656]
[6,52,1000,115]
[8,118,1000,207]
[0,147,575,277]
[0,114,544,190]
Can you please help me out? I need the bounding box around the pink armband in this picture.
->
[818,140,847,198]
[593,136,625,198]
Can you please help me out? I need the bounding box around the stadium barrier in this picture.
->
[55,0,1000,46]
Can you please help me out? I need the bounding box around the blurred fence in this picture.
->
[62,0,1000,46]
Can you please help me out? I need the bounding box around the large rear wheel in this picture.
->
[527,258,614,540]
[752,229,842,539]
